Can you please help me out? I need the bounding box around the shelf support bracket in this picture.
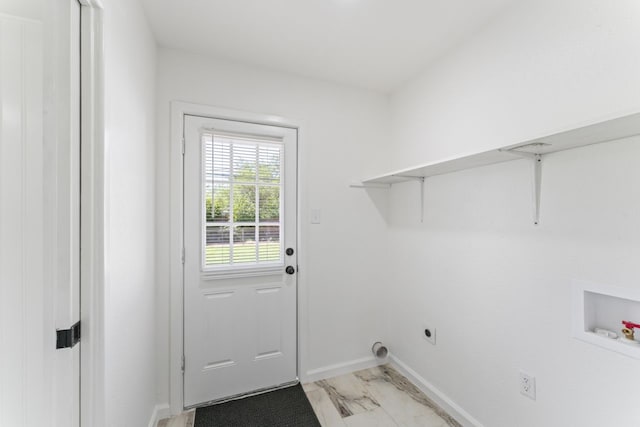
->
[500,149,543,225]
[393,175,426,223]
[533,154,542,226]
[420,177,425,223]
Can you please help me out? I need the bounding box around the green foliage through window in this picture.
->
[203,135,282,266]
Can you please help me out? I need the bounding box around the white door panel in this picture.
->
[184,115,297,407]
[0,15,46,427]
[0,0,80,427]
[0,1,80,424]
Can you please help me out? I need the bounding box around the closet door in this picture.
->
[0,2,82,425]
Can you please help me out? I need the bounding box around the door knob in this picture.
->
[285,266,295,275]
[286,248,294,256]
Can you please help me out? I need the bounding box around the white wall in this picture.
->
[0,0,42,20]
[155,48,390,406]
[102,0,158,425]
[386,0,640,426]
[391,0,640,170]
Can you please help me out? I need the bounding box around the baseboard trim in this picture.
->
[389,355,484,427]
[303,355,384,383]
[148,403,171,427]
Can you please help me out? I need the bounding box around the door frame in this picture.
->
[42,0,105,425]
[169,101,304,414]
[78,1,106,426]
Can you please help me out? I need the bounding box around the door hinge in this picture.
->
[181,137,185,155]
[181,247,185,264]
[181,355,185,374]
[56,320,81,349]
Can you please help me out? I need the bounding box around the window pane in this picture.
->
[210,183,230,222]
[212,139,231,182]
[204,183,213,222]
[202,132,284,270]
[259,226,280,262]
[233,143,257,182]
[258,145,280,184]
[205,226,230,265]
[233,185,256,222]
[233,226,256,263]
[259,186,279,222]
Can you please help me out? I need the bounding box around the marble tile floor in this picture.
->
[157,409,194,427]
[157,364,460,427]
[304,365,461,427]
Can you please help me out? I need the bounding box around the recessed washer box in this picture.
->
[572,280,640,359]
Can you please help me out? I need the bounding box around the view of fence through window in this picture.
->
[203,132,283,267]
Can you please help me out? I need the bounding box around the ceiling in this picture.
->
[140,0,515,93]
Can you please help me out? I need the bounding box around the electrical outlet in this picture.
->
[422,325,436,345]
[519,371,536,400]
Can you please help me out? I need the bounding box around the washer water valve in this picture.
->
[621,320,640,342]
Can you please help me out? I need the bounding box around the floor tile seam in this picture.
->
[377,405,401,427]
[305,388,346,427]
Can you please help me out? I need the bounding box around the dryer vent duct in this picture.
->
[372,342,388,359]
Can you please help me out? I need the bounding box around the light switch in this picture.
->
[311,208,321,224]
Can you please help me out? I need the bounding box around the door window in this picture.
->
[202,132,284,269]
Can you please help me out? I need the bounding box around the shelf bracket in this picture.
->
[420,177,425,223]
[533,154,542,226]
[500,149,543,225]
[393,175,426,223]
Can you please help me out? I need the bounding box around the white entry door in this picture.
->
[183,115,298,407]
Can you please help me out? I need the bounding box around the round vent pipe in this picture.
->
[372,342,388,359]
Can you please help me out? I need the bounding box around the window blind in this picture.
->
[202,132,284,268]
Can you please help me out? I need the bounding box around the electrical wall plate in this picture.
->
[519,371,536,400]
[310,208,321,224]
[422,325,436,345]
